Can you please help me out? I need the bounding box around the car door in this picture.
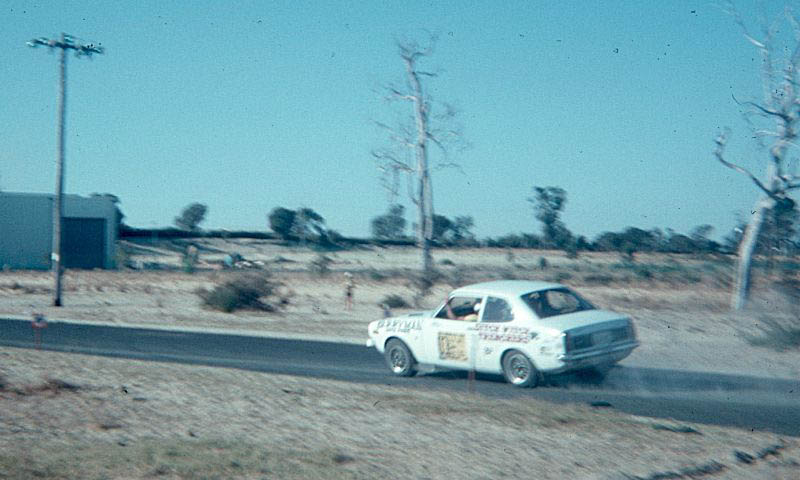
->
[424,295,482,369]
[473,295,517,372]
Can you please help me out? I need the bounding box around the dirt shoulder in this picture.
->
[1,346,798,479]
[1,244,799,478]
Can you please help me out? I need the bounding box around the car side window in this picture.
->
[480,296,514,323]
[436,296,481,321]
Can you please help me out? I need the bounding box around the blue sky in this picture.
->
[2,1,794,240]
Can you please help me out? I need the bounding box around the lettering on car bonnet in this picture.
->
[377,318,422,333]
[476,324,532,343]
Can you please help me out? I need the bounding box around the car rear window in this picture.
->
[521,288,595,319]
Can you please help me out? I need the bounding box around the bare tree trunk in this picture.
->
[406,55,434,277]
[422,167,434,272]
[733,196,772,310]
[417,172,433,273]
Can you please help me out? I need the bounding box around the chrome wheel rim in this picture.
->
[508,355,529,384]
[389,347,407,373]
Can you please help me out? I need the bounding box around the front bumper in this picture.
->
[366,338,375,348]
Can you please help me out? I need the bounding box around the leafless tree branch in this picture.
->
[714,130,776,197]
[732,94,790,121]
[433,161,464,174]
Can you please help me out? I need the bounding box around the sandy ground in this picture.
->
[1,347,798,479]
[1,240,799,478]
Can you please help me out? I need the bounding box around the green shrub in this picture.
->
[380,294,410,309]
[198,274,283,313]
[439,258,455,266]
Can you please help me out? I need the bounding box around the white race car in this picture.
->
[367,280,639,387]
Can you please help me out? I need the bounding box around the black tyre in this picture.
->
[501,350,539,388]
[384,339,416,377]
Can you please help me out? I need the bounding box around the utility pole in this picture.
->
[28,33,103,306]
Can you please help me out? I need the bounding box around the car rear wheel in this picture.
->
[384,339,416,377]
[502,350,539,388]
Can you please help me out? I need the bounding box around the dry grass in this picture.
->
[1,241,800,477]
[0,347,798,479]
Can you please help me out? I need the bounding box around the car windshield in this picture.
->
[521,288,595,319]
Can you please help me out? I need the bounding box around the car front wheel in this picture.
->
[384,339,416,377]
[502,350,539,388]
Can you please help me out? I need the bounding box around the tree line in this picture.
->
[158,186,799,260]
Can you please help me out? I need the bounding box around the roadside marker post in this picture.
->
[31,313,48,350]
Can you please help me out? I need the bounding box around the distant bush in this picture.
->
[582,273,614,284]
[486,233,542,249]
[366,268,388,282]
[565,242,579,259]
[538,257,549,270]
[380,294,410,309]
[371,204,406,240]
[552,271,573,283]
[439,258,455,266]
[633,265,653,280]
[272,255,295,264]
[407,269,444,304]
[114,245,132,270]
[175,203,208,231]
[309,254,333,276]
[445,266,477,287]
[746,316,800,352]
[268,207,297,240]
[197,273,285,313]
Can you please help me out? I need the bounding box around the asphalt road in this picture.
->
[1,317,798,437]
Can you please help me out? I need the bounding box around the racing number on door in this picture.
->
[437,332,467,361]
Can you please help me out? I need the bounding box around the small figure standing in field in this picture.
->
[344,272,355,311]
[183,245,199,273]
[31,313,48,349]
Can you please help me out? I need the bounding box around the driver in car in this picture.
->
[444,298,482,321]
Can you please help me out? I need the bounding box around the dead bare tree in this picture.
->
[372,35,464,296]
[715,4,800,310]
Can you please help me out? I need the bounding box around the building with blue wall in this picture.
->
[0,192,118,270]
